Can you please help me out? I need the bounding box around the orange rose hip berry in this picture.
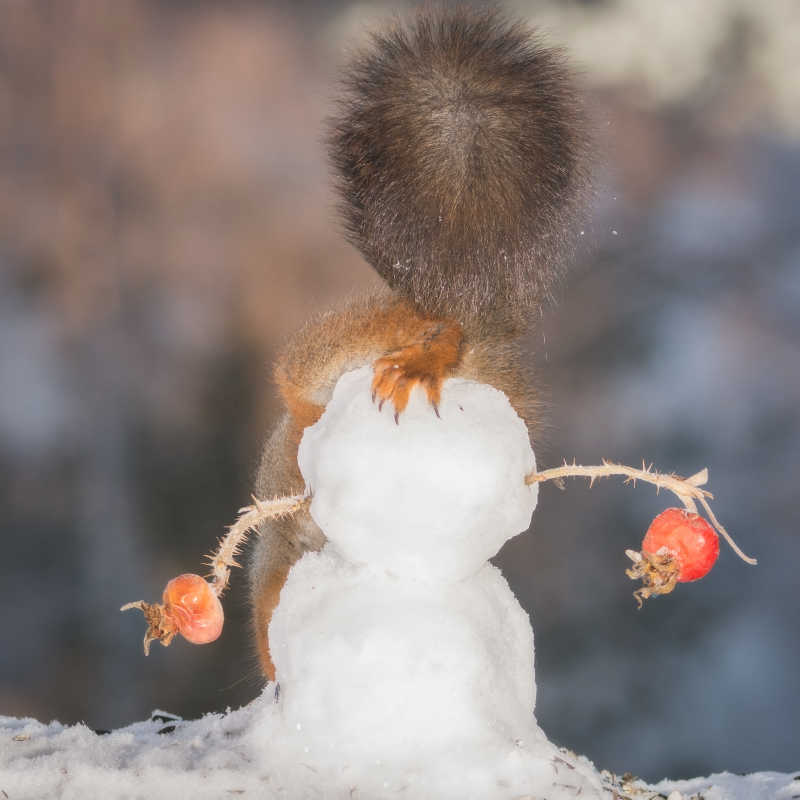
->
[162,573,224,645]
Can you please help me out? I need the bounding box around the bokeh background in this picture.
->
[1,0,798,784]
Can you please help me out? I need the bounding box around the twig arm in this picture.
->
[526,460,756,566]
[207,493,311,596]
[121,492,310,654]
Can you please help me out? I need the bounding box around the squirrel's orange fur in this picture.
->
[248,9,590,681]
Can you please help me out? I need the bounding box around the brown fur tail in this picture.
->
[328,8,591,328]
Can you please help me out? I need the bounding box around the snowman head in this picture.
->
[298,367,538,582]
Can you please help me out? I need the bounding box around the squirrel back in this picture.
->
[328,8,590,326]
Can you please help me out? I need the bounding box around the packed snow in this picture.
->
[1,368,797,798]
[297,368,538,581]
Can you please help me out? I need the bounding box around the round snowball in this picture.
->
[269,550,536,766]
[297,367,538,582]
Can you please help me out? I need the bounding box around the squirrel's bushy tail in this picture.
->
[328,8,590,327]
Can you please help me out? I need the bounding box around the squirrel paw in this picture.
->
[371,322,462,422]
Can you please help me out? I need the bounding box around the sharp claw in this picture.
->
[371,390,376,403]
[378,398,385,412]
[394,411,399,425]
[433,403,440,419]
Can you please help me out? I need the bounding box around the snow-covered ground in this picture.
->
[1,703,796,799]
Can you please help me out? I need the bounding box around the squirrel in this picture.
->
[248,8,590,681]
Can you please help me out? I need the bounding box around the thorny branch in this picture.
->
[207,493,310,596]
[121,493,309,654]
[526,459,756,566]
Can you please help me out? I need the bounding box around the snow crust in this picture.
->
[2,368,796,798]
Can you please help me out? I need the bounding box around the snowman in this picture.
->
[264,367,607,798]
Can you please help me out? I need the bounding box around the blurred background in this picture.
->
[1,0,798,784]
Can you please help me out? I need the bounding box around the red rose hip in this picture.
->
[642,508,720,582]
[626,507,719,605]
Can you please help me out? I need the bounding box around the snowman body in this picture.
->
[271,552,536,765]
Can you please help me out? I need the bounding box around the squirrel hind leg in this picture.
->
[249,497,326,682]
[251,563,289,682]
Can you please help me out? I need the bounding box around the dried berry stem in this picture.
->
[119,599,177,655]
[207,493,310,596]
[526,460,756,566]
